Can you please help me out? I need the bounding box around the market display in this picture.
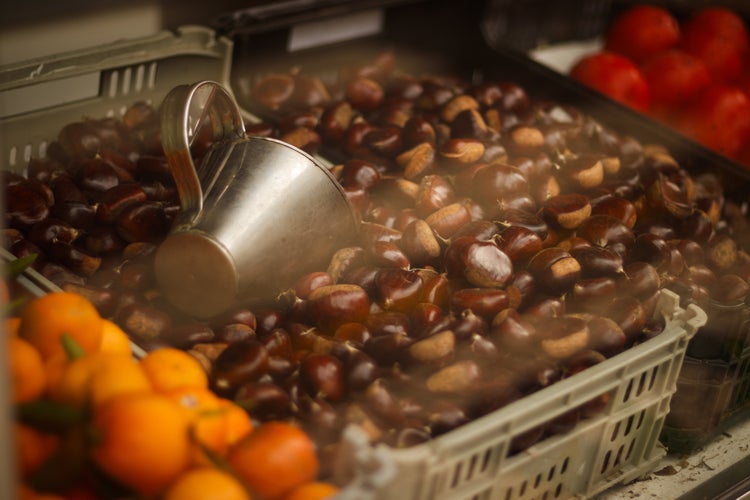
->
[2,17,749,498]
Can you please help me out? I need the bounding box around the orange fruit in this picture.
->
[10,336,47,404]
[98,319,132,355]
[43,351,69,399]
[19,292,103,360]
[91,392,191,497]
[15,423,60,478]
[50,352,151,408]
[87,355,152,408]
[163,467,251,500]
[217,399,254,450]
[139,348,208,394]
[6,316,21,337]
[166,387,227,466]
[283,482,340,500]
[227,422,319,500]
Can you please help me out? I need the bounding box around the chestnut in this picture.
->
[374,267,424,313]
[490,308,537,352]
[542,193,591,230]
[407,330,456,365]
[368,240,410,268]
[396,142,436,180]
[536,315,589,360]
[439,138,485,165]
[569,245,624,278]
[234,381,292,420]
[527,247,581,295]
[399,219,441,267]
[425,360,482,393]
[414,175,455,218]
[494,225,543,264]
[300,352,346,402]
[576,214,635,253]
[444,237,514,289]
[449,288,509,319]
[211,340,270,397]
[423,202,471,239]
[5,184,50,229]
[114,200,169,243]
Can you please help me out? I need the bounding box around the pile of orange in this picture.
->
[7,291,340,500]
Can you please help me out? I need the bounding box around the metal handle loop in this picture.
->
[160,80,246,224]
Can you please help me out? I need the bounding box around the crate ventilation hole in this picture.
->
[7,62,158,169]
[621,365,659,404]
[502,456,569,500]
[600,410,645,475]
[106,62,158,117]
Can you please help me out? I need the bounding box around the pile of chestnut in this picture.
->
[4,51,750,464]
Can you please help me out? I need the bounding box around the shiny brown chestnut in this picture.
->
[494,225,543,265]
[396,142,437,180]
[444,236,514,289]
[424,202,472,239]
[490,308,537,352]
[346,77,385,112]
[307,284,371,333]
[569,245,624,278]
[439,138,485,165]
[211,340,270,398]
[299,352,346,402]
[399,219,442,267]
[536,315,589,360]
[234,381,292,420]
[114,200,169,243]
[414,175,455,218]
[374,267,424,313]
[425,360,482,394]
[575,214,635,253]
[543,193,592,230]
[527,247,581,295]
[5,185,50,229]
[449,288,509,319]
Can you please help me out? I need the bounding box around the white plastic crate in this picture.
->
[0,25,233,173]
[332,289,705,500]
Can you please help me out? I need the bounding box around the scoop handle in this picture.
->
[160,81,246,224]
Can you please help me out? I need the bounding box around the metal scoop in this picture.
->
[154,81,357,318]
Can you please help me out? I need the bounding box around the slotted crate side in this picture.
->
[586,395,671,495]
[364,290,705,500]
[493,417,604,500]
[0,26,233,173]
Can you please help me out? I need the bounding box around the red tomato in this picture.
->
[674,84,750,159]
[605,5,680,63]
[680,7,750,82]
[640,49,711,120]
[681,7,750,53]
[570,51,650,112]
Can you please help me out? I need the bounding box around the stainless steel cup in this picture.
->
[154,81,357,318]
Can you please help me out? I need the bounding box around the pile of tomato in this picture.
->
[569,5,750,166]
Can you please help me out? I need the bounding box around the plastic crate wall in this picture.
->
[0,25,233,174]
[357,291,705,500]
